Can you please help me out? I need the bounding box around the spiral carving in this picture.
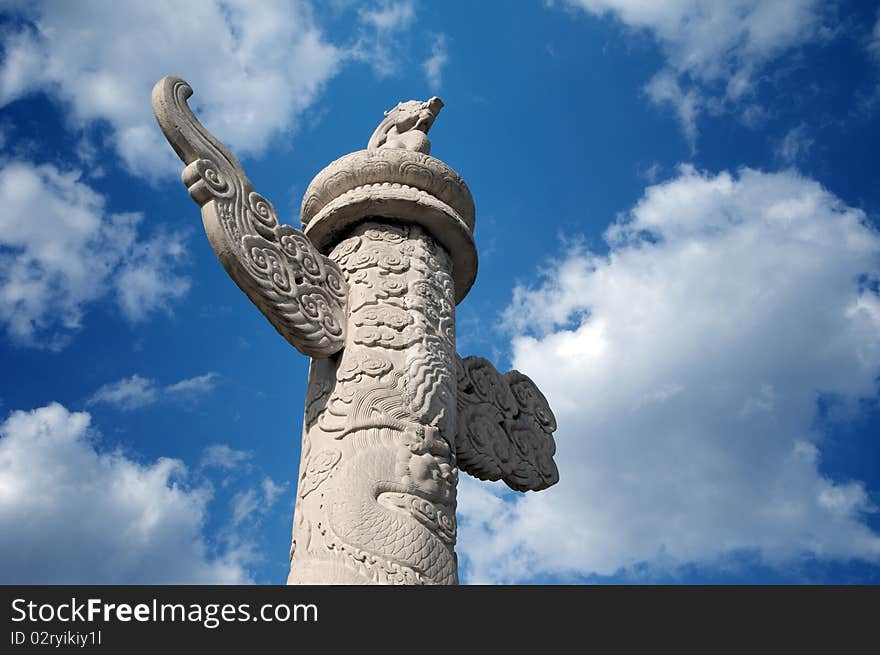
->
[456,355,559,492]
[152,76,348,358]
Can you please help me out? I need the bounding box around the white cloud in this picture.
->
[231,489,261,527]
[201,444,253,472]
[353,0,419,77]
[0,1,343,177]
[115,230,190,322]
[423,34,448,92]
[87,374,158,411]
[0,161,189,348]
[261,477,287,506]
[459,166,880,583]
[0,402,250,583]
[358,0,415,33]
[775,123,814,164]
[870,12,880,62]
[855,11,880,113]
[88,372,219,411]
[563,0,830,142]
[165,372,220,396]
[231,477,287,527]
[644,69,701,150]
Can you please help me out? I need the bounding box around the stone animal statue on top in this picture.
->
[368,97,445,155]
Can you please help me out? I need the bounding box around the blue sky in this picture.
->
[0,0,879,584]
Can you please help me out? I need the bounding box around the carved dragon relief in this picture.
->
[152,78,559,585]
[151,76,348,358]
[288,222,459,584]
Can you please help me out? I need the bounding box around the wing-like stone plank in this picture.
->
[456,355,559,492]
[151,76,348,358]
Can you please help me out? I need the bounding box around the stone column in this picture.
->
[151,79,559,586]
[287,148,477,585]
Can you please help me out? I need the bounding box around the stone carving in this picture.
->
[151,77,347,358]
[152,77,560,585]
[299,148,477,303]
[456,356,559,491]
[278,221,459,584]
[367,97,445,155]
